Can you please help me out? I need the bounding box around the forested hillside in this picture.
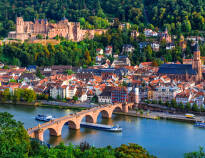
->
[145,0,205,34]
[0,0,144,37]
[0,0,205,37]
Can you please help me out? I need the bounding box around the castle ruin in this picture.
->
[8,17,107,42]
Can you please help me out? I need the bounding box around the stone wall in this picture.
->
[9,17,108,42]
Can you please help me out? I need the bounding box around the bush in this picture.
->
[115,143,156,158]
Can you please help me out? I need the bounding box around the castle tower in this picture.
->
[165,27,168,35]
[16,17,24,34]
[192,43,202,82]
[73,22,81,41]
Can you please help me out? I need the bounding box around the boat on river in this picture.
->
[194,120,205,128]
[80,122,122,132]
[35,114,55,122]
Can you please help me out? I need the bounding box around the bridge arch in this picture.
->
[95,109,112,123]
[80,114,96,124]
[66,120,79,129]
[100,110,110,118]
[47,128,58,136]
[112,105,123,113]
[40,127,60,141]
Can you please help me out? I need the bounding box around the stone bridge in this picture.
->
[28,103,135,141]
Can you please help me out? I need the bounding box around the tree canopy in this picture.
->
[0,112,31,158]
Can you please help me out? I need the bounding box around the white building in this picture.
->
[153,85,181,102]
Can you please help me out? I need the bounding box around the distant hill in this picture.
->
[0,0,205,37]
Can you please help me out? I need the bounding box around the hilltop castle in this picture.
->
[8,17,107,42]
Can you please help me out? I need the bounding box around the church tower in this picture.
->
[192,43,202,82]
[16,17,24,34]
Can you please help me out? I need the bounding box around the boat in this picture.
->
[80,122,122,132]
[185,113,195,119]
[35,114,55,122]
[194,120,205,128]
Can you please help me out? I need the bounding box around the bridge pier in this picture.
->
[34,130,44,142]
[122,103,129,113]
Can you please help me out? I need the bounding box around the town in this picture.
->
[0,26,204,112]
[1,0,205,157]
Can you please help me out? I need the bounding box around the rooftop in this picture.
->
[158,64,197,75]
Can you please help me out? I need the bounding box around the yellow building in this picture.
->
[148,89,153,100]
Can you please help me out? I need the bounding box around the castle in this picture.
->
[158,43,203,82]
[8,17,107,42]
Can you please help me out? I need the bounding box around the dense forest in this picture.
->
[145,0,205,34]
[1,0,205,37]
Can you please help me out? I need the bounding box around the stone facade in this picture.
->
[8,17,107,42]
[153,86,181,102]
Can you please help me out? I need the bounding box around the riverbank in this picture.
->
[1,101,198,124]
[39,104,87,110]
[0,101,89,111]
[114,111,196,123]
[0,101,40,106]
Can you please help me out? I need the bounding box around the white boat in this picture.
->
[35,114,55,122]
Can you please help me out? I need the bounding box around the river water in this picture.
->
[0,104,205,158]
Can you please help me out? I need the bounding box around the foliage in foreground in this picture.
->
[0,112,31,158]
[0,112,156,158]
[185,147,205,158]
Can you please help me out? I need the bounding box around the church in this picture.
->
[158,43,203,82]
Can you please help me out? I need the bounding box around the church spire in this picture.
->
[193,41,200,52]
[192,42,202,82]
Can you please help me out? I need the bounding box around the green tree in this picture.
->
[184,147,205,158]
[192,103,199,112]
[73,96,78,101]
[36,34,43,39]
[2,88,11,101]
[158,100,162,105]
[36,68,44,79]
[165,101,170,107]
[66,69,74,75]
[23,89,36,103]
[200,105,205,112]
[84,50,92,65]
[171,99,177,108]
[115,143,156,158]
[183,20,192,32]
[0,112,31,158]
[179,102,185,111]
[186,102,192,111]
[91,95,98,103]
[12,89,21,103]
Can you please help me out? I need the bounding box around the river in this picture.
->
[0,104,204,158]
